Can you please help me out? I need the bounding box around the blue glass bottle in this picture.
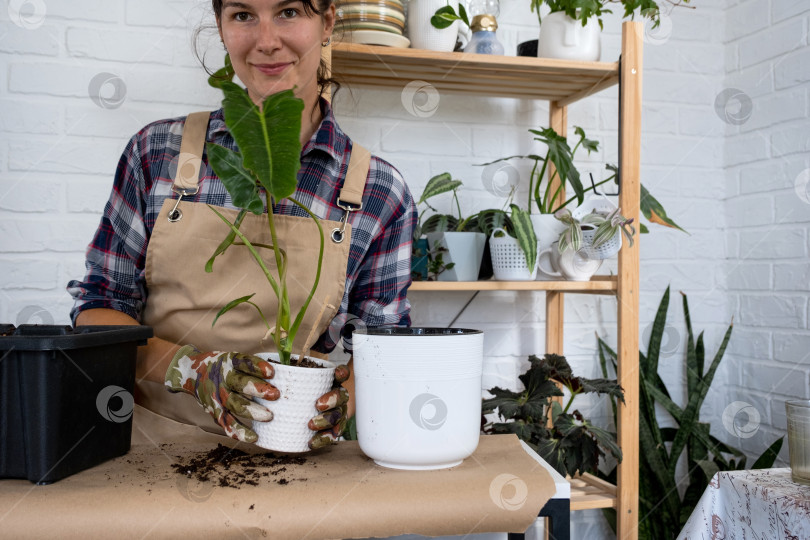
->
[464,14,504,55]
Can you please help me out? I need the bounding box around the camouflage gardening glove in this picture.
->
[165,345,280,443]
[308,364,351,450]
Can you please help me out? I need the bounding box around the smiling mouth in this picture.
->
[253,63,292,76]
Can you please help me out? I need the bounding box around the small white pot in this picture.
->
[407,0,464,51]
[252,353,336,453]
[353,328,483,470]
[425,231,486,281]
[489,228,538,281]
[530,213,568,281]
[537,11,601,62]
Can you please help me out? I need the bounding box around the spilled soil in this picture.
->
[170,443,309,488]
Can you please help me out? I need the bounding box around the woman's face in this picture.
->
[217,0,334,108]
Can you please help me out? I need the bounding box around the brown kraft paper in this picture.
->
[0,405,556,539]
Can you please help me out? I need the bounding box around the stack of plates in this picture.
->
[336,0,410,48]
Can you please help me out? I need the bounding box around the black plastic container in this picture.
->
[0,324,152,484]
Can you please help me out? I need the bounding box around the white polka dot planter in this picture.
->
[352,328,483,470]
[252,353,336,453]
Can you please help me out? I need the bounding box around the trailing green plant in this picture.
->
[597,287,784,539]
[554,206,635,253]
[528,0,692,29]
[482,353,624,477]
[202,56,325,366]
[430,2,470,29]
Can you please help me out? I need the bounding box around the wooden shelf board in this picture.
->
[570,473,618,511]
[408,276,617,292]
[331,42,619,103]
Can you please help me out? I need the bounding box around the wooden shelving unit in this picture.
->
[330,24,642,539]
[408,276,617,293]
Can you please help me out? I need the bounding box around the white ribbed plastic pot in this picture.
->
[353,327,483,470]
[252,353,336,453]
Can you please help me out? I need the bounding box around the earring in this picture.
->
[322,37,331,47]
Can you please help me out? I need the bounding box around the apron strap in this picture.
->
[173,111,211,192]
[338,142,370,208]
[172,111,371,210]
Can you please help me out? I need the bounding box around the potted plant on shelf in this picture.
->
[529,0,676,61]
[413,172,487,281]
[202,59,336,453]
[482,353,625,478]
[481,125,685,267]
[556,204,636,260]
[410,0,469,51]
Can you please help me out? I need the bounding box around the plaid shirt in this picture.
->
[67,99,416,353]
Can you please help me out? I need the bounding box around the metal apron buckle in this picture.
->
[167,185,200,222]
[331,198,362,243]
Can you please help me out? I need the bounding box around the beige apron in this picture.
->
[136,111,369,431]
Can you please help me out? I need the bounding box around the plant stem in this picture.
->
[551,174,616,213]
[265,201,289,364]
[528,158,538,211]
[533,158,549,213]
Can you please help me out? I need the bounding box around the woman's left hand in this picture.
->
[308,364,351,450]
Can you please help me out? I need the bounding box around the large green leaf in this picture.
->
[206,144,264,214]
[667,298,733,478]
[217,82,304,201]
[510,204,537,268]
[645,286,670,375]
[530,127,584,206]
[641,184,686,232]
[421,213,459,234]
[418,172,462,205]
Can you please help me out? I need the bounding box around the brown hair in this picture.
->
[195,0,340,99]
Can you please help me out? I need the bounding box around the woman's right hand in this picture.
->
[164,345,280,443]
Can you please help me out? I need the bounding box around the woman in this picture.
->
[67,0,416,449]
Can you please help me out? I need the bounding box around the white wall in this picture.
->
[717,0,810,463]
[0,0,806,538]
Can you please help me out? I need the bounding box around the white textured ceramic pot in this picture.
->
[252,353,336,453]
[407,0,460,51]
[537,11,601,61]
[353,327,483,470]
[530,213,568,280]
[425,231,486,281]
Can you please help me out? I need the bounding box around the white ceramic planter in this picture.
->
[353,327,483,470]
[425,231,486,281]
[252,353,336,453]
[537,11,601,61]
[530,213,568,281]
[407,0,461,51]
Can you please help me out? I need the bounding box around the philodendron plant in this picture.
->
[203,57,325,366]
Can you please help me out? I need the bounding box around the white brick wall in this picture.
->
[721,0,810,469]
[0,0,806,538]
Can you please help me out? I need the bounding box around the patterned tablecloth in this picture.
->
[679,468,810,540]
